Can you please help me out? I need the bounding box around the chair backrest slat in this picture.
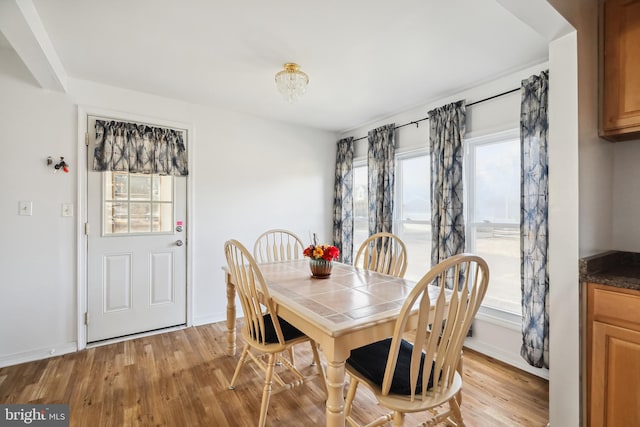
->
[379,253,489,400]
[254,229,305,263]
[355,232,408,278]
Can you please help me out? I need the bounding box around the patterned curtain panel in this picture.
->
[520,71,549,369]
[93,120,188,176]
[333,137,355,264]
[429,101,466,274]
[367,124,396,236]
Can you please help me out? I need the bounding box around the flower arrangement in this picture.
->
[303,234,340,262]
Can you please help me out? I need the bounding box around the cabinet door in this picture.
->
[601,0,640,140]
[591,321,640,426]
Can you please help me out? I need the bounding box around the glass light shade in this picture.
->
[275,63,309,103]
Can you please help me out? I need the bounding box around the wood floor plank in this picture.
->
[0,322,548,426]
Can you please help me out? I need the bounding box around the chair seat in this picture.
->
[347,338,436,395]
[254,314,305,343]
[346,338,462,414]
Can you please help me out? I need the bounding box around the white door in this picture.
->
[86,115,187,342]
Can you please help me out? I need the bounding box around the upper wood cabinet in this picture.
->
[600,0,640,141]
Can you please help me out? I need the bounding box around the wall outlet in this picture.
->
[62,203,73,217]
[19,201,32,216]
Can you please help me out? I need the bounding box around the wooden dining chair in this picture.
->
[253,229,307,366]
[344,253,489,427]
[354,232,408,278]
[224,239,327,427]
[253,229,305,263]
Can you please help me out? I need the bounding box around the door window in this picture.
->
[103,172,174,235]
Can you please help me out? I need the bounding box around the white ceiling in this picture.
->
[14,0,548,132]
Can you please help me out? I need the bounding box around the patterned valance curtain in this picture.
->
[367,124,396,236]
[429,101,466,272]
[520,71,549,369]
[93,120,188,176]
[332,137,354,264]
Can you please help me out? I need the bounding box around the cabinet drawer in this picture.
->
[592,286,640,326]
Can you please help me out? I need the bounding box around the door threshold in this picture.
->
[87,324,187,348]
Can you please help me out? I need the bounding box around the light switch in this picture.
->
[19,201,32,216]
[62,203,74,217]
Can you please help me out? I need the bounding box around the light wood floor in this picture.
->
[0,322,548,426]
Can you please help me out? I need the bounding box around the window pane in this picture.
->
[474,226,521,313]
[474,139,519,223]
[130,202,151,232]
[152,203,173,232]
[469,135,521,314]
[152,175,173,202]
[104,202,128,234]
[353,165,368,254]
[396,155,431,281]
[130,175,151,201]
[104,172,128,201]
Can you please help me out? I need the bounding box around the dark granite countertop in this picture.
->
[580,251,640,291]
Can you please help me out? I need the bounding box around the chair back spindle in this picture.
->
[355,232,408,277]
[253,229,305,263]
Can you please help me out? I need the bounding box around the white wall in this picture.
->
[549,0,614,258]
[547,30,580,427]
[612,141,640,250]
[0,46,78,364]
[0,45,337,366]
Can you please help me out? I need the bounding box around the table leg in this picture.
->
[325,359,346,427]
[225,272,236,356]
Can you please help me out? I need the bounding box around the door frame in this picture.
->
[76,105,195,350]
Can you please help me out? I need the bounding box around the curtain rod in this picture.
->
[90,114,189,133]
[350,87,520,142]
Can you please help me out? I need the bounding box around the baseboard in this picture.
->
[0,342,78,368]
[464,340,549,380]
[192,312,226,326]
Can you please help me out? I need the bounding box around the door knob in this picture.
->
[175,240,184,247]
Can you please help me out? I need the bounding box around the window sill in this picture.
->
[476,305,522,332]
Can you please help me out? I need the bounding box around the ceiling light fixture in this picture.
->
[275,63,309,103]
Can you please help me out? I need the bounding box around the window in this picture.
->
[465,130,521,314]
[352,162,368,254]
[351,131,520,316]
[103,171,174,235]
[394,153,431,281]
[352,154,432,281]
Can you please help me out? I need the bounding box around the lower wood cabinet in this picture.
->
[587,283,640,426]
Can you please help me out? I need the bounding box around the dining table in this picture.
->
[224,259,446,427]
